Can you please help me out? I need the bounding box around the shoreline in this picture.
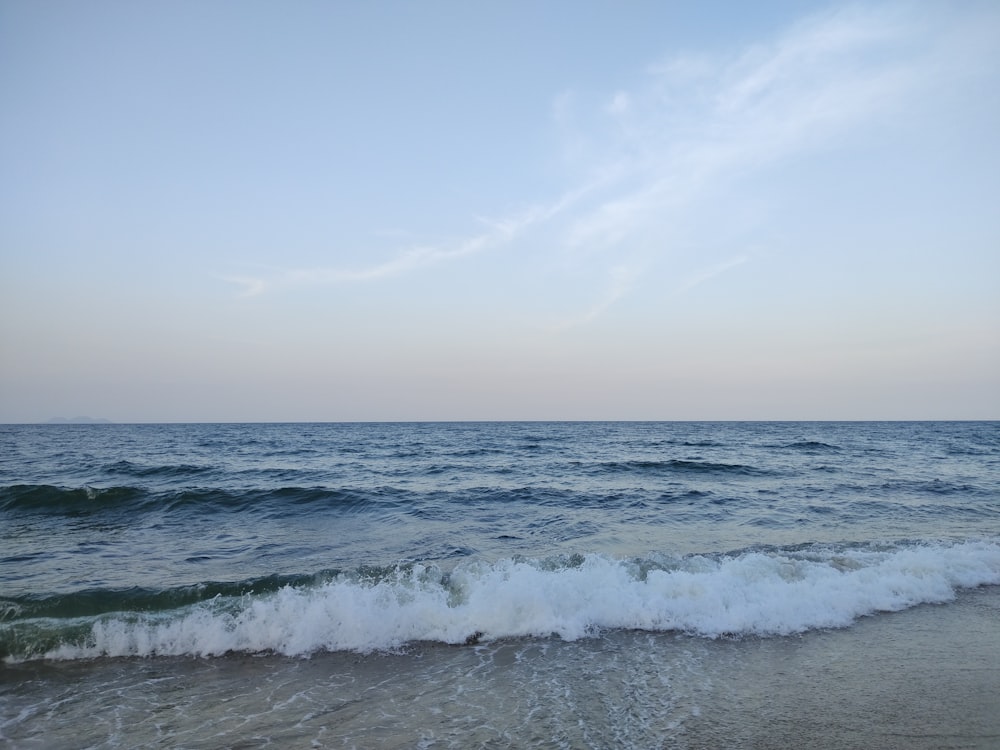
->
[3,586,998,749]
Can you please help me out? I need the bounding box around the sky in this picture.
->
[1,0,998,422]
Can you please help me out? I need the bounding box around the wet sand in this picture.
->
[682,585,1000,749]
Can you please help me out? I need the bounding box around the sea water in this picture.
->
[1,421,998,748]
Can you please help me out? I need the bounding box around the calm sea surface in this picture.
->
[2,421,999,748]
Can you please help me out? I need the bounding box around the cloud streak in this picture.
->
[550,264,642,331]
[225,3,994,322]
[224,176,610,297]
[560,5,946,254]
[678,256,749,293]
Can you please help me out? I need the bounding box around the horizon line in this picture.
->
[7,418,998,426]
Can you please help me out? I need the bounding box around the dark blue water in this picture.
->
[2,421,998,660]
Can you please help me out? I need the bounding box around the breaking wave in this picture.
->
[4,539,998,662]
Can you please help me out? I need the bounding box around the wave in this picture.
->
[0,484,151,514]
[590,460,771,476]
[3,539,998,662]
[782,440,841,452]
[0,484,394,516]
[0,483,739,518]
[0,571,348,622]
[103,460,217,478]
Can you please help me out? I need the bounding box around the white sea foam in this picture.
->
[41,539,1000,660]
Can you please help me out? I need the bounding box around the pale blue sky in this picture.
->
[2,0,998,422]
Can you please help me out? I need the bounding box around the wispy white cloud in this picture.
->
[560,5,942,255]
[678,256,749,293]
[606,91,631,116]
[223,275,267,298]
[551,264,642,331]
[224,232,495,296]
[224,176,611,297]
[225,3,993,324]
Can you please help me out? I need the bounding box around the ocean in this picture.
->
[1,421,998,749]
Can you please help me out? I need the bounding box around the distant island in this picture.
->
[45,416,113,424]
